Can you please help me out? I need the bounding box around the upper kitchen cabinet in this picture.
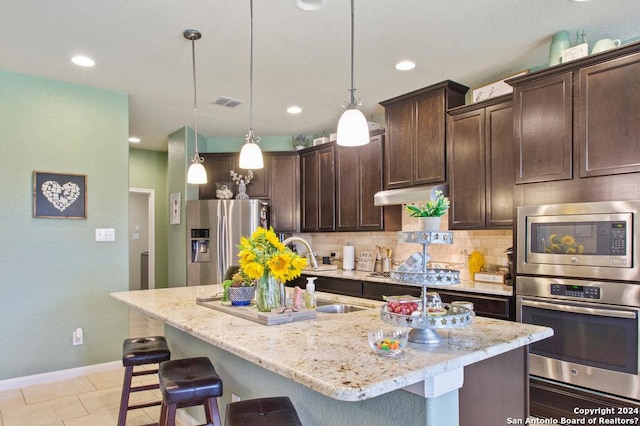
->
[509,41,640,186]
[335,131,402,232]
[268,153,300,233]
[300,145,335,232]
[199,152,268,199]
[380,80,468,189]
[447,96,514,229]
[199,152,299,232]
[512,72,573,184]
[578,52,640,177]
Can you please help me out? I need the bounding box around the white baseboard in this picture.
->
[0,361,122,392]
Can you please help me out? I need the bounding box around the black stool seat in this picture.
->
[123,335,171,366]
[159,357,223,426]
[225,396,303,426]
[118,336,171,426]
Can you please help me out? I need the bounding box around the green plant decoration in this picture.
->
[405,190,450,217]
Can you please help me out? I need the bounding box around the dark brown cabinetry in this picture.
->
[512,72,572,184]
[268,153,300,232]
[300,145,335,232]
[447,96,514,229]
[336,131,401,232]
[380,80,468,189]
[199,152,299,232]
[509,42,640,195]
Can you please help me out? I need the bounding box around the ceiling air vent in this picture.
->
[212,96,245,107]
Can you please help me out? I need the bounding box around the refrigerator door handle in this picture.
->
[216,202,224,284]
[219,201,229,283]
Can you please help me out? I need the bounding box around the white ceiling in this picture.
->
[2,0,639,151]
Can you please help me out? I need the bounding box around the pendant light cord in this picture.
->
[191,36,199,154]
[246,0,260,143]
[348,0,356,107]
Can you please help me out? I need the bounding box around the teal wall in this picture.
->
[129,148,169,288]
[167,127,190,287]
[0,69,130,380]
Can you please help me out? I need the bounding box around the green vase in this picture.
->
[255,272,280,312]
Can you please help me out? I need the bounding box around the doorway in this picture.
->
[128,188,155,290]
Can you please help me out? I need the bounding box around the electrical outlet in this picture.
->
[232,393,241,402]
[73,328,83,345]
[95,228,115,242]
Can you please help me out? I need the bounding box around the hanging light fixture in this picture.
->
[337,0,369,147]
[239,0,264,170]
[184,29,207,184]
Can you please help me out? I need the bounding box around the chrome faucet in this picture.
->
[282,236,318,269]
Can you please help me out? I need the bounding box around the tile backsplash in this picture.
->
[294,211,513,282]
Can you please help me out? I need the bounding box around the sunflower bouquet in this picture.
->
[545,234,585,254]
[237,227,307,311]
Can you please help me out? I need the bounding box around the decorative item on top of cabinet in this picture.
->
[447,95,514,229]
[199,152,269,199]
[380,80,468,189]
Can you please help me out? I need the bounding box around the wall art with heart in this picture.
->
[33,171,87,219]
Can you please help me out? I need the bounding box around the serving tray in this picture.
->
[197,298,316,325]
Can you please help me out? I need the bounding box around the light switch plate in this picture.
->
[95,228,115,242]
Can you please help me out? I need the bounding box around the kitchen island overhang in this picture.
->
[111,285,552,425]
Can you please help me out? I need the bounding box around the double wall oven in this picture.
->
[516,200,640,405]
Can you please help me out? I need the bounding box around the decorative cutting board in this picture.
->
[196,298,316,325]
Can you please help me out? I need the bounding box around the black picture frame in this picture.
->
[33,171,87,219]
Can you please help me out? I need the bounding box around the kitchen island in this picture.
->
[111,285,551,426]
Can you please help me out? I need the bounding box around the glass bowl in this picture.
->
[368,328,408,357]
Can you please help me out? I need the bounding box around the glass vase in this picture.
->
[235,181,249,200]
[255,271,280,312]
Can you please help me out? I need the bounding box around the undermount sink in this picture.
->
[315,299,370,314]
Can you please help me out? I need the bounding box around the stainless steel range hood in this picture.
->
[374,184,448,206]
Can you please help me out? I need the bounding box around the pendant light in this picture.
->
[337,0,369,147]
[239,0,264,169]
[184,29,207,184]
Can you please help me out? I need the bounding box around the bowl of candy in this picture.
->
[368,328,408,357]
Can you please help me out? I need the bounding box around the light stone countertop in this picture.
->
[301,268,514,296]
[111,285,550,402]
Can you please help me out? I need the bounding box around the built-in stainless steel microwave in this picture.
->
[516,200,640,281]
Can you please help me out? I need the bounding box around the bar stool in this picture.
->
[118,336,171,426]
[158,357,223,426]
[225,396,303,426]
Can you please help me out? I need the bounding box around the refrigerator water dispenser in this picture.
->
[190,228,211,263]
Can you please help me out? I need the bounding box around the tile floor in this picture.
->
[0,310,186,426]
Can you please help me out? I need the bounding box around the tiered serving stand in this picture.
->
[381,231,473,344]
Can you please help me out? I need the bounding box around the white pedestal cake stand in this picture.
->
[381,231,473,344]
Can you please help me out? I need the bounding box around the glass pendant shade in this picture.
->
[187,161,207,184]
[337,107,369,147]
[239,141,264,169]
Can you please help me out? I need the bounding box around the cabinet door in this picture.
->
[269,153,299,233]
[414,89,447,184]
[359,135,386,230]
[199,153,236,199]
[300,151,319,232]
[514,72,573,184]
[485,101,514,228]
[578,54,640,177]
[336,145,359,231]
[448,109,486,229]
[317,146,336,231]
[384,99,414,188]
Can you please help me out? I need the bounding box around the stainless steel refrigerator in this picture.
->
[187,199,269,285]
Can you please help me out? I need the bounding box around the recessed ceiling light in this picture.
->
[71,55,95,67]
[395,60,416,71]
[294,0,325,11]
[287,106,302,114]
[128,136,141,143]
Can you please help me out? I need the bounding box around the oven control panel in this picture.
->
[550,284,600,299]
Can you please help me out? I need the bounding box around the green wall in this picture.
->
[0,70,129,380]
[129,148,169,288]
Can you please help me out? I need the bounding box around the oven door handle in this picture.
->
[520,299,637,319]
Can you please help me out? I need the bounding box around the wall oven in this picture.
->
[517,276,640,401]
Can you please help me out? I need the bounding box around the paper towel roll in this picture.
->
[343,245,355,271]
